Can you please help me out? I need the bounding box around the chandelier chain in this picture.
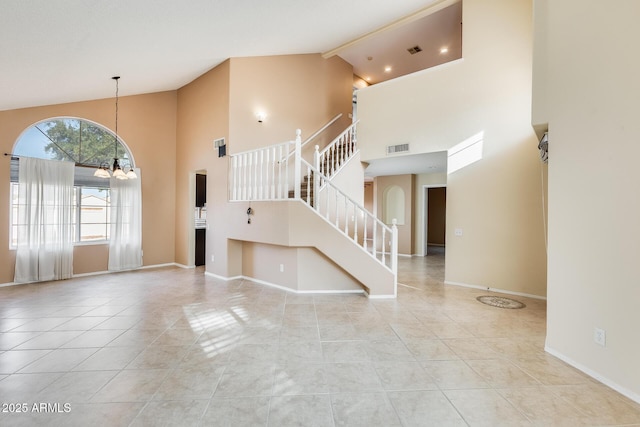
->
[113,76,120,159]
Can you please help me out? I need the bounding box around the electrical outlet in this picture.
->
[594,328,606,346]
[455,228,463,237]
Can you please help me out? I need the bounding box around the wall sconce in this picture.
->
[256,112,266,123]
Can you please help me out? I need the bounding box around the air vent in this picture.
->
[386,143,410,155]
[407,45,422,55]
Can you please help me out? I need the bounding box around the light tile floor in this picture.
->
[1,253,640,426]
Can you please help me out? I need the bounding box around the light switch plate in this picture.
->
[594,328,606,346]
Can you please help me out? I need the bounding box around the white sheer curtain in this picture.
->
[108,169,142,271]
[14,157,75,283]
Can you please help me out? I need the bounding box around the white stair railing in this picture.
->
[301,158,397,276]
[228,126,398,280]
[317,120,358,180]
[230,130,301,201]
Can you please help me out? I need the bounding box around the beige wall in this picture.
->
[175,60,231,269]
[175,54,357,289]
[375,174,415,256]
[531,0,549,137]
[0,92,177,284]
[241,243,362,292]
[242,241,298,288]
[228,54,353,154]
[297,248,361,292]
[539,0,640,402]
[357,0,547,296]
[328,152,366,206]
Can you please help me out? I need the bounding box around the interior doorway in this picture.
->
[423,185,446,256]
[194,172,207,266]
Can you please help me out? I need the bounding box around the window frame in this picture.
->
[76,186,111,245]
[9,183,112,249]
[8,116,135,250]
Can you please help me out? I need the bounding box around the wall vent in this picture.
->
[407,45,422,55]
[214,137,226,157]
[386,143,410,155]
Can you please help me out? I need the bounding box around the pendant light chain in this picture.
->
[94,76,136,179]
[113,76,119,159]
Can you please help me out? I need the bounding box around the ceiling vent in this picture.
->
[407,45,422,55]
[386,143,410,155]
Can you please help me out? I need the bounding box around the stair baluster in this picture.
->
[228,124,397,289]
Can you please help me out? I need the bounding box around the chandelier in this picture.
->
[94,76,137,179]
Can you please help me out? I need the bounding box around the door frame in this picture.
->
[422,184,447,256]
[188,169,207,267]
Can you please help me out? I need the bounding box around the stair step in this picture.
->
[288,190,314,197]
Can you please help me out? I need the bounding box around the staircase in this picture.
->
[289,122,357,204]
[288,173,315,206]
[228,120,398,297]
[317,122,358,181]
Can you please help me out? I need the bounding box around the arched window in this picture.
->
[11,117,134,183]
[9,117,135,245]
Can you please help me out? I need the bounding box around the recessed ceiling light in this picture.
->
[384,66,392,73]
[440,47,449,54]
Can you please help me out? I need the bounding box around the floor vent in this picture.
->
[386,143,410,155]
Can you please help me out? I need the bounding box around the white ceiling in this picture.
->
[1,0,457,178]
[0,0,442,112]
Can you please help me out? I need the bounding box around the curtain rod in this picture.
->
[3,153,103,169]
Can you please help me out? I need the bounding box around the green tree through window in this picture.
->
[19,118,131,168]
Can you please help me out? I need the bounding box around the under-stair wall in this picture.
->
[225,199,396,297]
[241,242,363,293]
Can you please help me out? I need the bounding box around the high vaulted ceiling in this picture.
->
[332,1,461,85]
[0,0,451,112]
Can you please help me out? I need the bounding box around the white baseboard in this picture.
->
[204,271,366,296]
[366,293,397,299]
[545,345,640,404]
[398,253,412,258]
[0,263,183,287]
[174,263,196,269]
[72,262,180,278]
[142,262,180,270]
[72,270,110,278]
[444,280,547,301]
[0,281,18,288]
[204,271,243,281]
